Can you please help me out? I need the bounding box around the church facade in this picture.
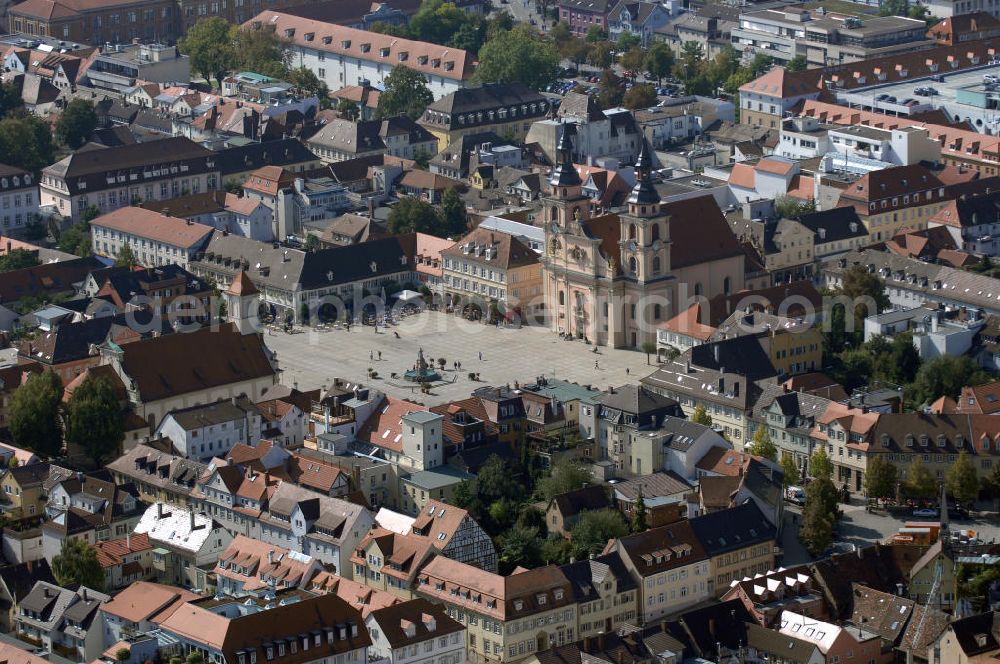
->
[540,126,746,349]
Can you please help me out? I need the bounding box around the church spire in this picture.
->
[627,139,660,206]
[549,123,582,188]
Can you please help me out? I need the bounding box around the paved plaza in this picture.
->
[781,499,1000,565]
[264,311,652,405]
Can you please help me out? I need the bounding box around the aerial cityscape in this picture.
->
[0,0,1000,661]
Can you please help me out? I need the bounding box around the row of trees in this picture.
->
[8,372,124,464]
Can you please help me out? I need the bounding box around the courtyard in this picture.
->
[264,310,651,405]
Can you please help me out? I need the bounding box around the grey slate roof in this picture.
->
[598,384,678,416]
[688,500,776,556]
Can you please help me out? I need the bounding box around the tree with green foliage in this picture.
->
[413,147,432,169]
[674,41,705,87]
[909,354,990,407]
[619,48,645,76]
[336,98,360,121]
[58,218,93,257]
[640,340,657,364]
[377,66,435,120]
[824,264,889,355]
[9,371,63,457]
[585,26,607,42]
[64,376,124,465]
[0,114,55,174]
[52,538,104,591]
[946,451,979,505]
[475,25,559,90]
[691,404,712,426]
[644,42,674,84]
[115,649,131,663]
[549,20,572,46]
[387,197,444,236]
[114,243,138,268]
[982,461,1000,509]
[560,38,591,70]
[864,453,898,500]
[786,55,808,72]
[623,83,657,110]
[774,195,816,219]
[0,79,24,117]
[879,0,907,15]
[497,524,543,573]
[570,508,628,558]
[439,187,468,238]
[587,43,614,70]
[287,67,330,105]
[409,0,484,49]
[178,17,236,86]
[799,485,835,556]
[905,455,937,499]
[616,32,641,52]
[747,425,778,462]
[516,505,547,536]
[56,99,98,150]
[597,69,625,109]
[231,27,291,78]
[0,248,40,273]
[186,653,204,664]
[780,453,799,488]
[536,459,592,501]
[631,489,648,533]
[541,536,573,565]
[810,447,833,481]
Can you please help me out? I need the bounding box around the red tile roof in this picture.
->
[357,397,427,452]
[245,11,475,82]
[91,207,214,249]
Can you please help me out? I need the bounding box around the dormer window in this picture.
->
[444,61,454,71]
[920,434,929,447]
[905,434,915,447]
[304,32,314,41]
[398,51,408,61]
[380,47,390,57]
[431,58,440,68]
[514,600,523,611]
[284,28,294,38]
[360,43,371,53]
[418,55,428,64]
[322,36,332,44]
[937,434,947,447]
[881,434,890,448]
[341,39,351,48]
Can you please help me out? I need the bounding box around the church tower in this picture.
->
[224,270,260,335]
[619,139,670,284]
[542,123,590,233]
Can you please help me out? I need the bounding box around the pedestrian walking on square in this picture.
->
[479,351,483,361]
[378,351,382,360]
[370,350,373,360]
[595,360,599,369]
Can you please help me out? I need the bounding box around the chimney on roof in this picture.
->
[268,550,274,564]
[189,509,196,531]
[156,502,163,519]
[126,531,130,550]
[82,588,88,601]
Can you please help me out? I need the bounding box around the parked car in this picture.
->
[913,507,939,517]
[875,93,890,101]
[931,73,945,82]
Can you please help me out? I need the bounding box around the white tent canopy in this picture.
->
[392,289,423,303]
